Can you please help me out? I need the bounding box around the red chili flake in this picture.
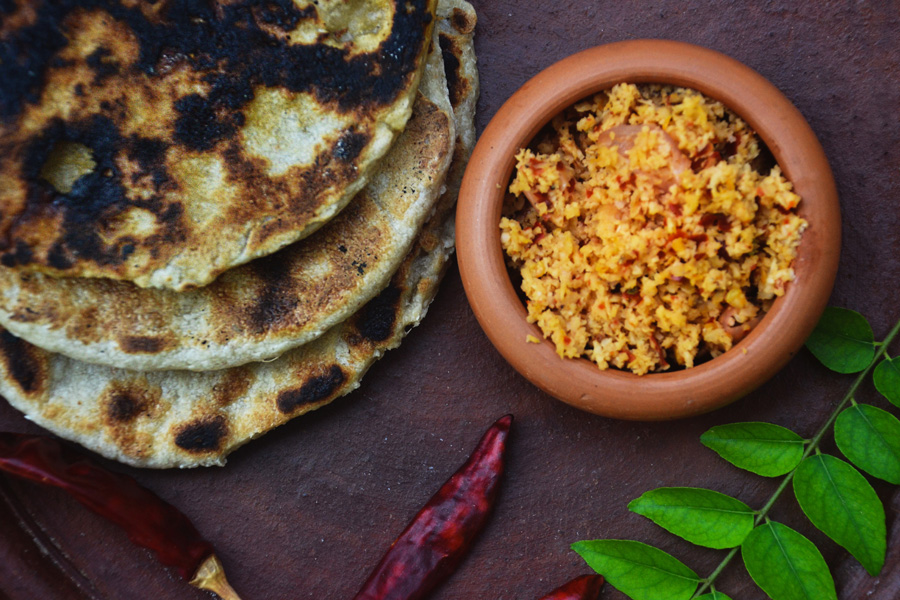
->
[0,433,241,599]
[756,186,765,198]
[649,335,670,369]
[667,230,687,244]
[529,191,550,206]
[624,349,637,363]
[352,416,513,600]
[699,213,731,232]
[667,202,683,217]
[563,336,572,345]
[537,574,605,599]
[688,233,708,243]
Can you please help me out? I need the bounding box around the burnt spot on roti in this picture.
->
[333,129,369,163]
[104,387,151,423]
[211,368,254,408]
[276,364,346,414]
[85,46,119,82]
[355,284,402,342]
[174,415,228,453]
[0,330,46,395]
[173,76,254,152]
[0,3,68,120]
[1,240,34,268]
[126,135,170,189]
[438,33,467,109]
[0,0,434,277]
[246,251,300,333]
[119,335,170,354]
[5,113,187,270]
[101,380,164,460]
[2,1,433,121]
[449,7,475,34]
[252,1,313,34]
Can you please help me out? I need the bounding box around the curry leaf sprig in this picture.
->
[572,307,900,600]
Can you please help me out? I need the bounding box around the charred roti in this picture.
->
[0,0,436,290]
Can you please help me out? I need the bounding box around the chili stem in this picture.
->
[692,315,900,598]
[190,554,244,600]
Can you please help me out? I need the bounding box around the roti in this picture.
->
[0,0,478,468]
[0,203,456,467]
[0,33,455,372]
[0,0,436,290]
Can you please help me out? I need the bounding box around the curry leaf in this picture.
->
[628,487,754,549]
[804,307,875,373]
[741,521,837,600]
[793,454,886,576]
[873,357,900,407]
[571,539,699,600]
[835,404,900,484]
[700,422,804,476]
[694,592,733,600]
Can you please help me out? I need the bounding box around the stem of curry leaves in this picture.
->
[691,315,900,598]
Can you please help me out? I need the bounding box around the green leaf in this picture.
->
[628,487,754,549]
[793,454,886,576]
[694,592,733,600]
[741,521,837,600]
[804,307,875,373]
[835,404,900,484]
[700,422,805,477]
[571,539,699,600]
[874,357,900,406]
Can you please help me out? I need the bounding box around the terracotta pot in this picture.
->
[456,39,841,420]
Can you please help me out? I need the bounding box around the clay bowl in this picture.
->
[456,40,841,420]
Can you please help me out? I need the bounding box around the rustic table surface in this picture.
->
[2,2,899,599]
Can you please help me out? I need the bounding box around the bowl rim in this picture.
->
[456,39,841,420]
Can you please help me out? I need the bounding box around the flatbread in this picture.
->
[0,0,436,290]
[0,205,456,467]
[0,0,478,468]
[0,33,455,372]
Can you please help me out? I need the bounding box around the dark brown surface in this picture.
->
[2,1,899,598]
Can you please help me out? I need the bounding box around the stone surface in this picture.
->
[2,1,899,598]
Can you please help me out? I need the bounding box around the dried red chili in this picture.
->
[537,574,604,599]
[0,432,241,600]
[352,414,513,600]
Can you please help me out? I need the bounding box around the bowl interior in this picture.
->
[456,40,841,420]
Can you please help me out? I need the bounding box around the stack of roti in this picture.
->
[0,0,478,467]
